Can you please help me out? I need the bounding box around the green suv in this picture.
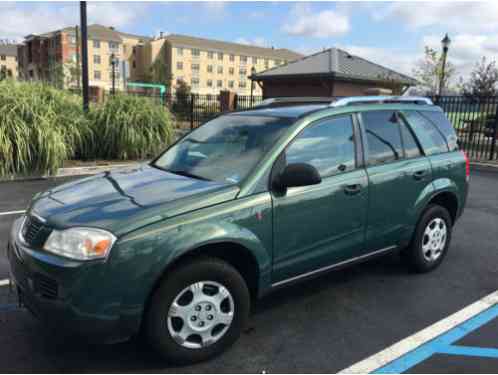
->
[7,96,469,363]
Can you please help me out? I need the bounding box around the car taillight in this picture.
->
[463,151,470,181]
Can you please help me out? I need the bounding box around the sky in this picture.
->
[2,1,498,83]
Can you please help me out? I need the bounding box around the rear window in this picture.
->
[402,111,449,155]
[420,111,459,151]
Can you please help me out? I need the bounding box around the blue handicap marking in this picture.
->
[374,304,498,373]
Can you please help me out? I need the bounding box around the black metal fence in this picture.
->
[432,96,498,161]
[121,91,498,161]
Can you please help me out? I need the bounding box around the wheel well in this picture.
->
[428,192,458,224]
[163,242,260,300]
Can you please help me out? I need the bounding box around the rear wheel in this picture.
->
[145,257,250,364]
[404,204,452,273]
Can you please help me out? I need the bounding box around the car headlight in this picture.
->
[43,227,116,261]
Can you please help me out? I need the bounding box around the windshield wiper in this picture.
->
[166,169,211,181]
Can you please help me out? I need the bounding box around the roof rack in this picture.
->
[254,97,333,108]
[330,96,433,107]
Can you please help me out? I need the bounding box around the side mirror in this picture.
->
[277,163,321,189]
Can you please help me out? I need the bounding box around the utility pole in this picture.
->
[75,25,80,90]
[110,53,117,95]
[80,1,89,112]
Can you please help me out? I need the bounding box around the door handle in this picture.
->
[412,170,428,180]
[344,184,362,195]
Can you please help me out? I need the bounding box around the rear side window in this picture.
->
[420,111,459,151]
[286,115,356,177]
[362,111,403,165]
[402,111,449,155]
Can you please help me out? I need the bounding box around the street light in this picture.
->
[250,66,256,105]
[110,53,118,95]
[439,33,451,96]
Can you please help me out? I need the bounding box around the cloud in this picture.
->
[282,3,350,38]
[373,2,498,32]
[0,2,148,42]
[235,37,269,48]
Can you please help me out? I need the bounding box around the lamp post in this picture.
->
[80,1,89,112]
[110,53,118,95]
[438,33,451,96]
[250,66,256,106]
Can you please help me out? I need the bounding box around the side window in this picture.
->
[362,111,403,165]
[420,111,458,151]
[286,116,356,177]
[402,111,449,155]
[400,120,422,159]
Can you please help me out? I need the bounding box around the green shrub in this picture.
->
[88,94,173,160]
[0,81,91,177]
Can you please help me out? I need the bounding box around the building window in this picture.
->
[192,48,200,57]
[93,55,101,64]
[93,40,100,49]
[252,57,258,64]
[217,52,223,61]
[229,54,235,62]
[177,47,183,56]
[239,68,247,76]
[229,67,234,75]
[207,65,213,73]
[217,66,223,74]
[207,79,213,87]
[208,51,214,59]
[217,80,222,88]
[94,70,101,80]
[240,55,247,64]
[109,41,119,51]
[228,80,234,88]
[192,63,200,71]
[177,61,183,70]
[0,55,5,61]
[239,81,246,88]
[191,78,199,87]
[109,71,120,80]
[176,77,184,85]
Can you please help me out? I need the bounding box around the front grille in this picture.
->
[21,215,51,247]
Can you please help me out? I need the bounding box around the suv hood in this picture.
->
[29,164,239,236]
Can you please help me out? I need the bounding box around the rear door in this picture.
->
[359,110,432,253]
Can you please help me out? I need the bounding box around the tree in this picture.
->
[175,78,191,97]
[460,57,498,98]
[412,46,456,95]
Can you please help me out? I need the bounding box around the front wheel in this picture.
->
[145,257,250,364]
[404,204,453,273]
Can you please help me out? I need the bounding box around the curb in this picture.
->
[0,162,144,183]
[470,161,498,173]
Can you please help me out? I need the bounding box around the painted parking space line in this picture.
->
[339,290,498,374]
[0,210,25,217]
[0,279,10,287]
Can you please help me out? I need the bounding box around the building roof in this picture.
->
[251,48,418,86]
[0,44,18,57]
[164,33,303,61]
[27,24,150,43]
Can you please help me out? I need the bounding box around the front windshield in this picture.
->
[153,114,293,184]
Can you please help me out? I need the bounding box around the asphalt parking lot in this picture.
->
[0,169,497,373]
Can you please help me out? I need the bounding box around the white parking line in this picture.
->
[0,210,25,217]
[0,279,10,287]
[338,290,498,374]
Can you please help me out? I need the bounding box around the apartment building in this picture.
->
[18,24,149,90]
[133,34,303,95]
[0,43,18,79]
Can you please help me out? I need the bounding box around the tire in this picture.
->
[404,204,453,273]
[145,257,250,364]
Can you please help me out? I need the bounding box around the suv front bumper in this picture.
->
[6,217,135,343]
